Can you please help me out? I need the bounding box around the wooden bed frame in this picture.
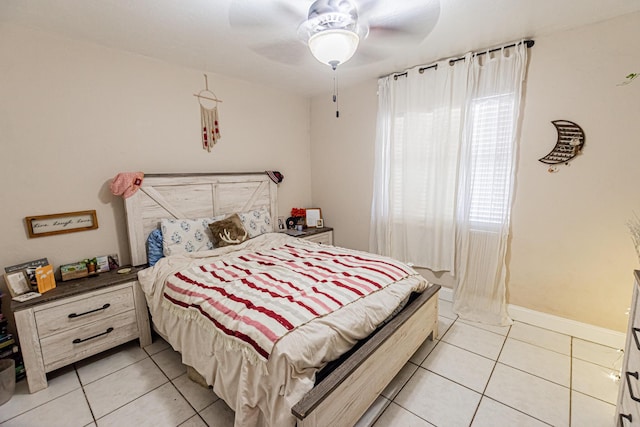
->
[123,172,439,426]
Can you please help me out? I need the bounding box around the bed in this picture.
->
[123,172,440,427]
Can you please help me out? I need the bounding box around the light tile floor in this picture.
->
[0,298,623,426]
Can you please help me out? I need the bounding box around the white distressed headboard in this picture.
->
[124,172,278,266]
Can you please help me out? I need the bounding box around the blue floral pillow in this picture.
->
[160,216,225,256]
[237,208,273,238]
[146,229,164,266]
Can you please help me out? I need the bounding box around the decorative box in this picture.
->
[60,262,88,281]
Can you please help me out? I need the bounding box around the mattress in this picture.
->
[138,233,428,426]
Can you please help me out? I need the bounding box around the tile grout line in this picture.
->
[0,386,80,425]
[466,322,510,426]
[0,365,85,425]
[145,338,213,426]
[146,350,203,427]
[169,373,213,426]
[91,381,170,423]
[75,364,97,425]
[462,320,571,426]
[470,322,559,426]
[76,352,149,388]
[87,341,212,426]
[381,317,454,426]
[87,351,171,424]
[479,395,555,426]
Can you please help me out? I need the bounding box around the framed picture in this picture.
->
[305,208,322,228]
[316,218,324,228]
[25,210,98,238]
[4,270,32,297]
[5,258,49,290]
[108,254,120,270]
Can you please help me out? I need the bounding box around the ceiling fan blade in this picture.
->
[360,0,440,43]
[251,40,309,66]
[347,45,387,66]
[356,0,381,16]
[229,0,307,29]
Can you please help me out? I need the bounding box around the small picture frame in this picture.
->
[108,254,120,270]
[305,208,322,229]
[316,219,324,228]
[4,270,32,297]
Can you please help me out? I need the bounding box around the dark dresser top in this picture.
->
[11,266,145,311]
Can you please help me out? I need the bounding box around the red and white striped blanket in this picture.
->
[162,242,417,362]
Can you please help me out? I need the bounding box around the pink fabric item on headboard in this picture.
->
[110,172,144,199]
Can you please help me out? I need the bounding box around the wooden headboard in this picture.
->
[123,172,278,266]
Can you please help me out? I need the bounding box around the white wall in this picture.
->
[310,84,378,252]
[310,12,640,331]
[0,24,312,294]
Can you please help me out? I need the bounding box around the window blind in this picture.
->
[468,93,516,227]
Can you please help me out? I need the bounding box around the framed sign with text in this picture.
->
[25,210,98,238]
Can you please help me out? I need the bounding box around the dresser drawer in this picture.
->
[34,286,135,338]
[41,309,139,371]
[619,395,640,426]
[303,231,333,245]
[617,273,640,425]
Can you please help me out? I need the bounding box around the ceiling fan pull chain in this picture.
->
[333,69,340,118]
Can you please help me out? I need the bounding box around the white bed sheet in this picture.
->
[138,233,428,427]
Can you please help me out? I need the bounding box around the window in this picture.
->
[389,94,514,229]
[467,93,516,227]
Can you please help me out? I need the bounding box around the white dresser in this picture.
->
[12,267,151,393]
[617,271,640,426]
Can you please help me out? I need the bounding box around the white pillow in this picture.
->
[161,216,225,256]
[237,208,272,238]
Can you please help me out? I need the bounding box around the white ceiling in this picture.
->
[2,0,639,96]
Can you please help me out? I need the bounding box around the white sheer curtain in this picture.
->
[370,43,528,325]
[453,45,528,325]
[370,56,470,271]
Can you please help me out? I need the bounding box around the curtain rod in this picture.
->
[392,39,534,80]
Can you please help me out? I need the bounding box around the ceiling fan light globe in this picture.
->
[308,29,359,68]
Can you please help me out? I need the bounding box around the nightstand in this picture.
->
[12,267,151,393]
[299,227,334,245]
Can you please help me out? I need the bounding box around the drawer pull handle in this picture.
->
[626,371,640,402]
[633,327,640,351]
[72,327,114,344]
[620,413,632,425]
[68,303,111,319]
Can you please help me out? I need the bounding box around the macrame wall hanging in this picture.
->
[193,74,223,152]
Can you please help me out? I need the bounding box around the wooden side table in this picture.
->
[301,227,334,245]
[12,267,151,393]
[290,227,334,245]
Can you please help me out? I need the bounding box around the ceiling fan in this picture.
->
[229,0,441,69]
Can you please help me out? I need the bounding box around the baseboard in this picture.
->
[438,286,454,302]
[507,304,626,349]
[435,286,626,349]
